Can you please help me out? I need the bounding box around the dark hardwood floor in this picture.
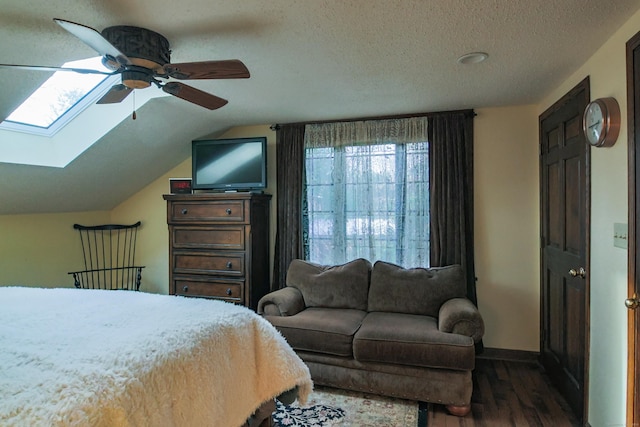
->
[428,358,581,426]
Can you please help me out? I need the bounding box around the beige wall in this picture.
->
[0,210,110,287]
[538,8,640,426]
[474,105,540,351]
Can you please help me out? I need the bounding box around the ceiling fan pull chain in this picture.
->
[132,90,137,120]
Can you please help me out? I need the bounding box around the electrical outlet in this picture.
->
[614,223,628,249]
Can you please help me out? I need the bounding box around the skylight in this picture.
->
[0,57,117,136]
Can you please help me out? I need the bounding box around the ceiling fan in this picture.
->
[0,18,250,110]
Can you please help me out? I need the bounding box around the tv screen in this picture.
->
[192,137,267,191]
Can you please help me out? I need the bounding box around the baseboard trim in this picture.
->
[477,347,540,363]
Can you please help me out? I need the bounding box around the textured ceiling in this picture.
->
[0,0,639,214]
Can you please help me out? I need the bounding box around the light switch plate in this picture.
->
[614,222,628,249]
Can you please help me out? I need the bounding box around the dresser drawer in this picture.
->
[174,252,244,276]
[172,226,245,250]
[174,277,243,302]
[169,200,246,223]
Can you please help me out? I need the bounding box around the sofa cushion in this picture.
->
[286,258,372,310]
[368,261,466,316]
[265,308,367,357]
[353,312,475,370]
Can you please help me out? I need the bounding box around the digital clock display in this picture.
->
[169,178,192,194]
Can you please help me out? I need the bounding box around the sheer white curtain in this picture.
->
[304,117,429,267]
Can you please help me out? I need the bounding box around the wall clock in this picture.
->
[582,97,621,147]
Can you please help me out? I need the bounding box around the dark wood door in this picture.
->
[539,77,590,422]
[626,31,640,427]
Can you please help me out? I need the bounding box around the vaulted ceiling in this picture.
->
[1,0,638,214]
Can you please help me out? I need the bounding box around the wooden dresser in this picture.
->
[163,192,271,309]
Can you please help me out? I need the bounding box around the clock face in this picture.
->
[584,102,604,146]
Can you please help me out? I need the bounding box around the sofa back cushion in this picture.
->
[368,261,466,316]
[286,258,372,310]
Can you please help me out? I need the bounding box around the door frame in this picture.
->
[626,30,640,426]
[539,77,591,423]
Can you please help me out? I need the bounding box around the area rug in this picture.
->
[272,386,428,426]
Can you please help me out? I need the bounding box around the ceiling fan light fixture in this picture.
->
[457,52,489,65]
[121,69,152,89]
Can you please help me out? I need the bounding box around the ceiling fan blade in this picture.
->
[162,82,228,110]
[159,60,250,80]
[54,18,130,67]
[96,84,133,104]
[0,63,116,75]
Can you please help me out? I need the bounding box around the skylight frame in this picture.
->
[0,57,120,137]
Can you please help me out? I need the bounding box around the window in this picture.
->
[304,118,429,267]
[0,57,116,136]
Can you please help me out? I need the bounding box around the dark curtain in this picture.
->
[272,124,306,290]
[428,111,477,305]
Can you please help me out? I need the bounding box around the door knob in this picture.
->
[569,267,586,278]
[626,294,640,310]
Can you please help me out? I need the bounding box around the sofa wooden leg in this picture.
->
[445,404,471,416]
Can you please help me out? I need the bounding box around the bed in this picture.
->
[0,287,313,427]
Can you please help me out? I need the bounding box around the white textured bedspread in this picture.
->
[0,287,312,427]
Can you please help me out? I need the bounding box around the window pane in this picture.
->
[305,141,429,268]
[5,57,110,129]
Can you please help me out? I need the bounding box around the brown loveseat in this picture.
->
[257,258,484,416]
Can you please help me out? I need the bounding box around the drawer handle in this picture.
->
[183,285,189,293]
[226,261,233,269]
[226,288,232,296]
[181,208,188,215]
[226,208,232,215]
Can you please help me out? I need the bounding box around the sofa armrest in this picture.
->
[257,287,306,316]
[438,298,485,343]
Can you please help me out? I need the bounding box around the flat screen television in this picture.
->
[191,137,267,191]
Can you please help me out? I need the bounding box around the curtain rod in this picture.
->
[270,108,475,130]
